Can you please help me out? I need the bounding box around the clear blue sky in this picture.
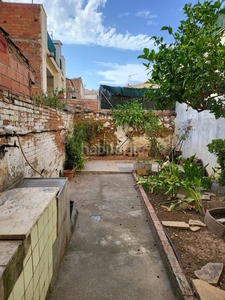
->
[7,0,206,90]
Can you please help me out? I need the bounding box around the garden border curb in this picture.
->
[133,172,197,300]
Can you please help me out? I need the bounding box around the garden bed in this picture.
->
[145,190,225,290]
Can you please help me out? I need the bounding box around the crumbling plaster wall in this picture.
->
[74,109,175,157]
[0,91,73,192]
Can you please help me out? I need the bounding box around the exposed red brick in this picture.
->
[0,63,8,76]
[9,57,18,71]
[0,26,35,97]
[8,68,17,81]
[2,75,12,89]
[0,51,8,64]
[0,2,42,92]
[0,34,7,53]
[66,99,99,112]
[12,80,20,92]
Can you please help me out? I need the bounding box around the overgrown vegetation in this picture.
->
[112,99,162,154]
[34,88,65,109]
[73,117,117,155]
[65,123,94,170]
[166,120,193,162]
[112,99,161,135]
[207,139,225,185]
[138,0,225,119]
[137,154,212,214]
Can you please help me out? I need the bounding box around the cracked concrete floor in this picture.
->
[48,173,177,300]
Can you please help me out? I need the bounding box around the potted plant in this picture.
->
[68,86,76,97]
[63,135,77,180]
[63,125,86,180]
[57,87,65,99]
[138,145,149,158]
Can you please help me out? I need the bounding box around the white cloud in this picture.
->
[147,20,157,26]
[119,12,130,18]
[96,62,150,86]
[4,0,153,50]
[136,10,151,18]
[136,10,157,19]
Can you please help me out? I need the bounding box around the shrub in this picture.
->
[207,139,225,186]
[137,154,212,214]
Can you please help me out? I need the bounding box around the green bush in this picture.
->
[207,139,225,186]
[137,154,211,214]
[65,124,87,171]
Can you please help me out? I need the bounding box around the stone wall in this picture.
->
[73,109,176,158]
[65,98,99,112]
[0,91,73,192]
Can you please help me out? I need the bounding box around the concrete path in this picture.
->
[82,159,159,173]
[48,165,177,300]
[82,160,135,173]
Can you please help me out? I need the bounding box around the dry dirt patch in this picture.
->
[146,192,225,290]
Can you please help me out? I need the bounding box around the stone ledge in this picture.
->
[133,172,197,300]
[0,240,25,300]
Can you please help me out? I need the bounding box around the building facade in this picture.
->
[0,2,66,96]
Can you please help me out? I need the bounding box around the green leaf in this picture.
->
[143,48,150,56]
[138,0,225,119]
[161,26,173,35]
[149,49,155,61]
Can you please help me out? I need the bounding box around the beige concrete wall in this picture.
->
[84,89,98,100]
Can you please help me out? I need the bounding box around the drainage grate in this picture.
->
[90,215,101,221]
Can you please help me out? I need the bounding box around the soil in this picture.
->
[146,190,225,290]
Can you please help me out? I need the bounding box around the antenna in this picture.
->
[127,73,137,86]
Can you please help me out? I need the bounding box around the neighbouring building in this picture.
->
[65,77,99,111]
[66,77,85,99]
[0,26,35,97]
[0,2,66,96]
[84,89,99,100]
[127,82,159,89]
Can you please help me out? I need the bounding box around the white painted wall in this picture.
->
[175,102,225,174]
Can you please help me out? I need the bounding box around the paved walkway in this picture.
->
[48,161,177,300]
[82,159,159,173]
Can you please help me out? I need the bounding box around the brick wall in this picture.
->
[0,2,43,94]
[0,91,74,192]
[65,99,99,111]
[66,77,85,99]
[0,27,35,98]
